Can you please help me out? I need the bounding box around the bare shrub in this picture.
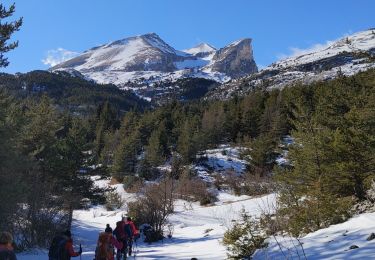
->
[123,175,144,193]
[177,173,216,205]
[222,170,275,197]
[128,179,175,242]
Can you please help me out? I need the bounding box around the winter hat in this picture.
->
[0,232,13,245]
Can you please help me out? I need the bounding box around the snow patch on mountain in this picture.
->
[51,33,258,102]
[183,43,216,55]
[209,29,375,100]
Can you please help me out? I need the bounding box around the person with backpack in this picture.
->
[105,224,113,234]
[125,217,139,256]
[48,230,82,260]
[113,217,133,260]
[0,231,17,260]
[126,217,139,241]
[113,220,127,260]
[94,232,122,260]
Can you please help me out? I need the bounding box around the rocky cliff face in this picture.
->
[209,39,258,78]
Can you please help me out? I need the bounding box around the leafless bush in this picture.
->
[128,179,175,241]
[123,175,144,193]
[218,170,276,197]
[177,174,216,205]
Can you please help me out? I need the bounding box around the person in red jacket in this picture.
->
[63,230,82,260]
[126,217,139,256]
[126,217,139,240]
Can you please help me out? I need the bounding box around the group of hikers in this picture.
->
[48,216,139,260]
[0,219,202,260]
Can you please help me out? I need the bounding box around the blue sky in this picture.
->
[1,0,375,73]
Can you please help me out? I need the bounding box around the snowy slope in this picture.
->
[209,28,375,99]
[17,182,276,260]
[269,29,375,69]
[17,173,375,260]
[183,43,216,55]
[254,212,375,260]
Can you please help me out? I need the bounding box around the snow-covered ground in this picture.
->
[17,142,375,259]
[254,212,375,260]
[194,145,248,183]
[17,190,276,260]
[16,174,375,260]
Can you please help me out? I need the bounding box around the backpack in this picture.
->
[124,222,133,239]
[48,235,68,260]
[113,221,126,240]
[95,232,114,260]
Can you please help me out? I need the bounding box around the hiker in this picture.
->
[113,218,128,259]
[126,217,139,241]
[95,232,122,260]
[125,217,139,256]
[105,224,113,234]
[48,230,82,260]
[0,231,17,260]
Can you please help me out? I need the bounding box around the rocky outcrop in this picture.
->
[210,39,258,78]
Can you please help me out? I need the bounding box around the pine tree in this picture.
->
[145,121,168,166]
[177,117,201,163]
[112,130,142,180]
[0,3,23,68]
[94,101,119,161]
[0,90,27,231]
[53,118,105,227]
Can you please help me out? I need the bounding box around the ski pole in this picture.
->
[79,243,82,260]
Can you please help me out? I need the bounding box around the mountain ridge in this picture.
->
[208,28,375,99]
[51,33,258,87]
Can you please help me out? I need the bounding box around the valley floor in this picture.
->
[17,182,375,259]
[18,192,275,260]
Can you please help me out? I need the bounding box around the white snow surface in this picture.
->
[183,43,216,55]
[197,145,248,173]
[16,174,375,259]
[254,212,375,260]
[17,176,276,260]
[268,29,375,70]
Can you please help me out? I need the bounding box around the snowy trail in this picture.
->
[17,192,375,259]
[18,193,276,260]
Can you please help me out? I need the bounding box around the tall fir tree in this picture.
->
[0,3,23,68]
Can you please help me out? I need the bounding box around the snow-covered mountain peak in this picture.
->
[51,33,259,101]
[227,38,252,47]
[184,43,216,55]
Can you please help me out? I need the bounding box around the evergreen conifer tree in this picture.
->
[0,3,22,68]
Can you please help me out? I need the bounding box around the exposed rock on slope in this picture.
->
[208,29,375,100]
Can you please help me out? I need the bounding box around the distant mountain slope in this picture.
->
[0,70,149,113]
[208,29,375,99]
[51,33,258,89]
